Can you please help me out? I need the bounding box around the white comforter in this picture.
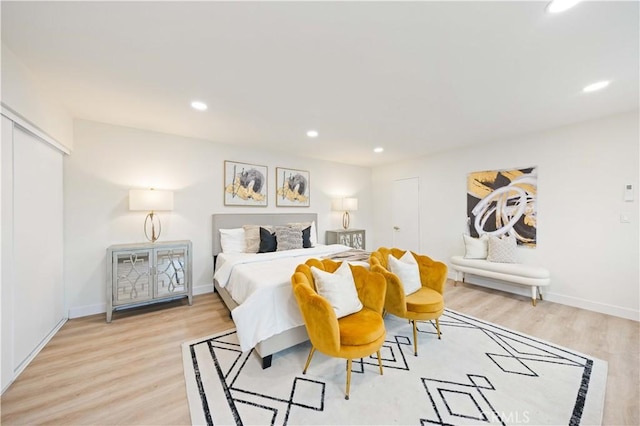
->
[214,244,353,352]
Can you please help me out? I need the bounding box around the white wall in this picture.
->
[372,111,639,320]
[1,44,73,151]
[65,119,372,317]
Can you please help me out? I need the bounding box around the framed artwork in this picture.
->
[224,161,267,206]
[276,167,310,207]
[467,166,537,247]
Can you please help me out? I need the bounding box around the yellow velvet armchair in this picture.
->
[370,247,447,356]
[291,258,386,400]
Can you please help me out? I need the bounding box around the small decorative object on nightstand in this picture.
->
[326,229,365,250]
[106,240,192,322]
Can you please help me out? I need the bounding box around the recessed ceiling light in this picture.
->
[306,130,319,138]
[373,147,384,153]
[546,0,581,14]
[583,81,610,93]
[191,101,208,111]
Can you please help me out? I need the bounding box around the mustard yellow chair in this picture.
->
[370,247,447,356]
[291,258,386,400]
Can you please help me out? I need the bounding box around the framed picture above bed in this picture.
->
[224,161,268,206]
[276,167,310,207]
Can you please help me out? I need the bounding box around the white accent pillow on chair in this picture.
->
[388,251,422,296]
[311,262,363,318]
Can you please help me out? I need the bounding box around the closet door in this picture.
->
[13,124,65,370]
[1,115,14,391]
[1,119,65,391]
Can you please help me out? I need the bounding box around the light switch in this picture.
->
[624,184,634,202]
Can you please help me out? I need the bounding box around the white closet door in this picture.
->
[12,125,65,372]
[1,115,15,390]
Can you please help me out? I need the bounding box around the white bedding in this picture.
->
[214,244,354,352]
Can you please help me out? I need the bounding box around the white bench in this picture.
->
[450,256,550,306]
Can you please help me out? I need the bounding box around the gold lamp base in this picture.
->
[144,211,162,243]
[342,211,351,230]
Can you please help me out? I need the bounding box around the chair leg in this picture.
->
[303,346,316,374]
[435,318,441,340]
[412,320,418,356]
[345,359,352,400]
[376,350,383,375]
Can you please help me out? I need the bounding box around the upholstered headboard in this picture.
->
[212,213,318,255]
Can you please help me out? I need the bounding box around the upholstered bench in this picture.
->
[450,256,550,306]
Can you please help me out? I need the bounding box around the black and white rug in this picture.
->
[182,310,606,425]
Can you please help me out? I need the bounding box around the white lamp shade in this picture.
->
[332,197,358,211]
[343,197,358,211]
[129,189,174,211]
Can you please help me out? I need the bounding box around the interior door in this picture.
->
[392,177,420,251]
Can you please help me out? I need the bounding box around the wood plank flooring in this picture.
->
[1,282,638,425]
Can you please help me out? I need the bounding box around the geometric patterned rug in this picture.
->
[182,310,607,425]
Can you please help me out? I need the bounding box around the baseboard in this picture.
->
[544,292,639,322]
[451,274,639,322]
[194,283,214,295]
[68,283,215,319]
[68,303,106,319]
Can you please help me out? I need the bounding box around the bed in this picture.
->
[212,213,364,368]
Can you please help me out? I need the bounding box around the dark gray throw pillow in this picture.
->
[258,227,277,253]
[302,226,312,248]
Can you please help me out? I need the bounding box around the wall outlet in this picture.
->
[620,214,631,223]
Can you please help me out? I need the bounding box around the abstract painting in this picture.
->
[276,167,309,207]
[467,167,537,247]
[224,161,267,206]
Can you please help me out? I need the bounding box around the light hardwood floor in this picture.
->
[1,282,638,425]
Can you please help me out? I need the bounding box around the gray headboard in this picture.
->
[212,213,318,255]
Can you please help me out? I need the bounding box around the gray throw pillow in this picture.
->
[275,226,303,251]
[487,234,517,263]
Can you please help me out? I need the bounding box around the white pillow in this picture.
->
[487,234,517,263]
[310,221,318,247]
[311,262,363,318]
[219,228,246,254]
[388,251,422,296]
[463,234,488,259]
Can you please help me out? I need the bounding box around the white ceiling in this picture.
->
[1,1,638,167]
